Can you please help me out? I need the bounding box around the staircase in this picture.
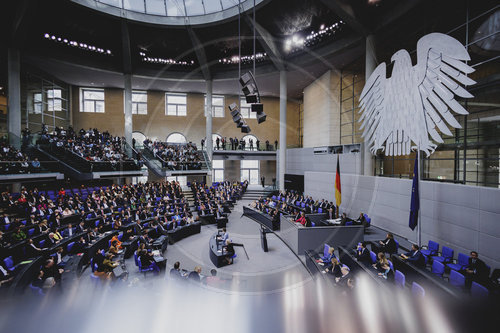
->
[182,187,196,211]
[242,188,274,201]
[139,146,211,177]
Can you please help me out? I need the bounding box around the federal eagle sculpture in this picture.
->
[359,33,476,157]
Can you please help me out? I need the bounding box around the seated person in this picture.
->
[373,233,397,255]
[295,212,307,225]
[355,242,371,265]
[0,262,14,288]
[317,246,336,264]
[27,238,46,258]
[94,253,118,280]
[354,212,366,225]
[336,266,351,286]
[377,261,394,281]
[325,257,343,278]
[108,240,121,255]
[462,251,488,288]
[169,261,183,280]
[138,249,160,273]
[400,244,425,268]
[188,266,202,282]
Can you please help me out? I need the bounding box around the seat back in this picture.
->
[442,246,454,261]
[3,256,14,269]
[449,269,465,288]
[431,261,445,277]
[67,241,75,254]
[323,244,330,258]
[369,251,377,264]
[457,253,470,268]
[470,282,489,298]
[428,240,439,255]
[388,259,394,271]
[317,208,323,213]
[395,270,405,288]
[394,239,400,252]
[411,282,425,297]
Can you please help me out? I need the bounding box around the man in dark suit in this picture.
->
[463,251,488,288]
[401,244,426,268]
[188,266,201,282]
[170,261,183,280]
[373,233,397,255]
[356,242,371,265]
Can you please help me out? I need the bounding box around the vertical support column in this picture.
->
[8,48,21,149]
[363,34,377,176]
[124,73,133,152]
[279,70,287,192]
[206,80,213,160]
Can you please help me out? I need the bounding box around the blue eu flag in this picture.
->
[409,154,419,231]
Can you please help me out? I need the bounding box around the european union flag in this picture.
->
[409,154,419,231]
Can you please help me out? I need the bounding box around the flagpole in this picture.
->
[417,144,422,248]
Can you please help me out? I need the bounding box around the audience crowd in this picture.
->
[144,139,202,170]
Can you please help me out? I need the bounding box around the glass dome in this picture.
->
[72,0,267,25]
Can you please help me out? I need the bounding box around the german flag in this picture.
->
[335,156,341,210]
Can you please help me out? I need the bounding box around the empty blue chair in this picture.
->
[38,239,46,248]
[446,252,470,272]
[431,261,445,278]
[363,214,371,226]
[370,251,377,264]
[272,195,276,200]
[345,221,353,226]
[421,240,439,257]
[86,214,93,220]
[433,246,454,264]
[395,270,405,288]
[388,259,394,271]
[301,202,306,208]
[67,242,75,254]
[133,253,139,267]
[311,222,315,227]
[27,228,35,237]
[3,256,15,272]
[470,282,489,298]
[449,269,465,288]
[411,282,425,297]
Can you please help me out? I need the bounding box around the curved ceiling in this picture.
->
[71,0,268,26]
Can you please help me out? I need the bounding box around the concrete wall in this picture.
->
[303,70,341,147]
[286,148,362,176]
[71,87,300,147]
[304,171,500,269]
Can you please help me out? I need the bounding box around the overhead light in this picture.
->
[320,24,325,30]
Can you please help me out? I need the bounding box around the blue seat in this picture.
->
[449,269,465,288]
[388,259,394,271]
[421,240,439,257]
[323,244,330,258]
[470,282,489,298]
[229,253,237,264]
[3,256,15,272]
[370,251,377,264]
[363,214,371,226]
[311,222,315,227]
[38,239,46,248]
[67,242,75,254]
[431,261,445,278]
[272,195,276,200]
[29,283,45,296]
[345,221,353,226]
[27,228,35,237]
[395,270,405,288]
[411,282,425,297]
[394,239,399,253]
[90,258,98,272]
[301,202,305,208]
[446,252,470,272]
[318,208,323,213]
[90,272,101,286]
[133,253,139,267]
[138,257,155,276]
[433,246,454,264]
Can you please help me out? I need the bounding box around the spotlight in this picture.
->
[251,103,263,113]
[241,124,251,133]
[257,112,267,124]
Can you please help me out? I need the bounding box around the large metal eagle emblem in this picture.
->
[359,33,476,156]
